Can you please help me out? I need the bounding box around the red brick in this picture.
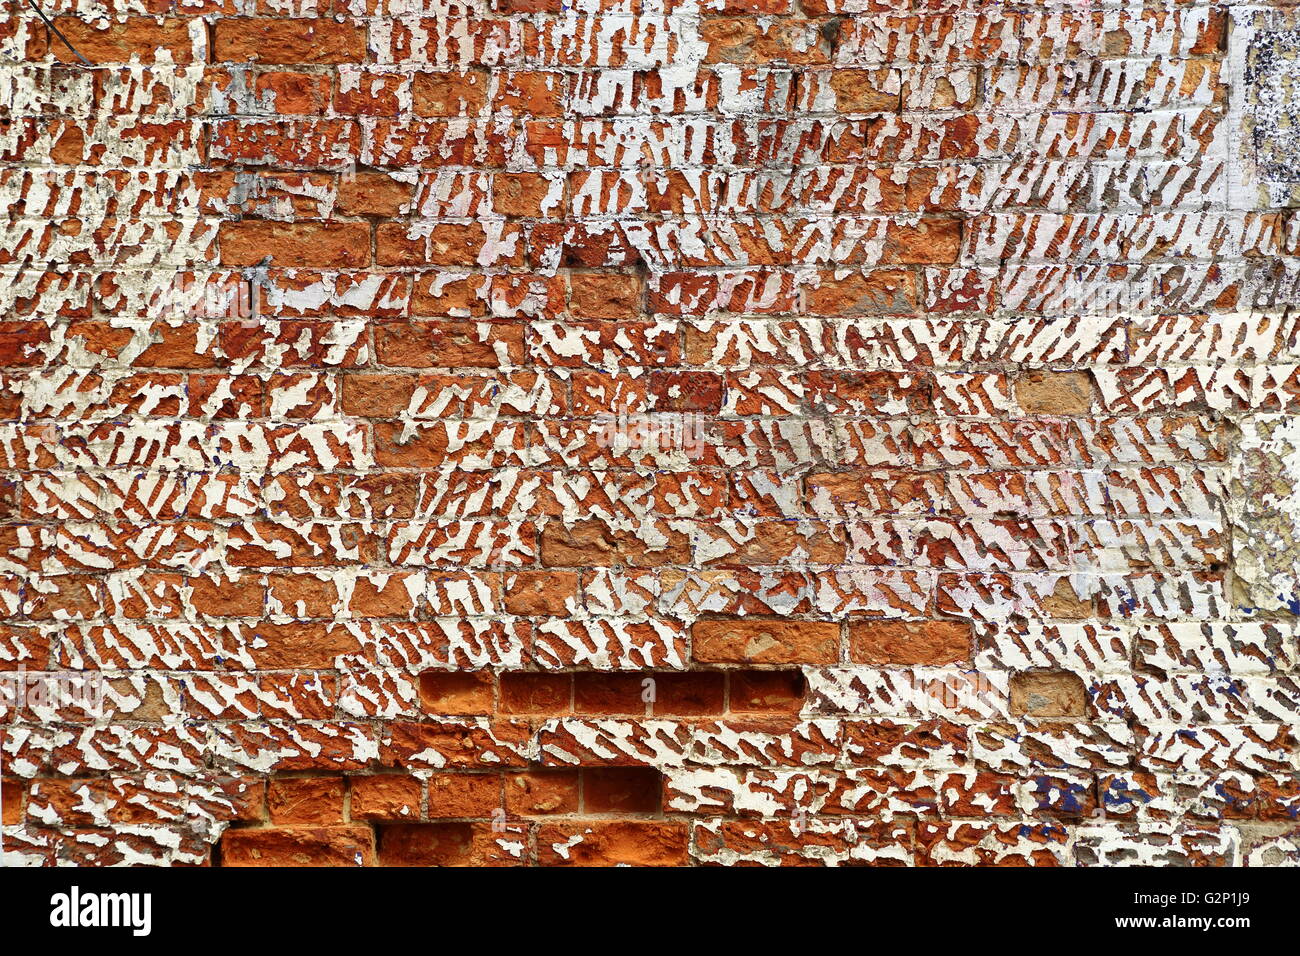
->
[374,320,524,368]
[254,71,330,114]
[426,773,501,818]
[412,71,487,116]
[419,671,495,716]
[729,670,807,713]
[53,17,198,64]
[583,768,663,814]
[568,273,642,318]
[2,779,23,825]
[573,672,647,715]
[535,822,689,866]
[499,672,572,715]
[268,777,345,824]
[378,822,520,866]
[849,620,972,667]
[692,620,840,665]
[220,221,370,268]
[650,672,725,716]
[502,570,578,615]
[214,19,367,64]
[350,775,422,821]
[221,826,374,867]
[506,771,580,815]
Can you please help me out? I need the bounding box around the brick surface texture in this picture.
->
[1,0,1300,868]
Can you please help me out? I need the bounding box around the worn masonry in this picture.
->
[0,0,1299,867]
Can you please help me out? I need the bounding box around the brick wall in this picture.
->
[1,0,1298,866]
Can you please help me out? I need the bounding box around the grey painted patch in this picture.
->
[1231,415,1300,616]
[1227,15,1300,617]
[1247,28,1300,182]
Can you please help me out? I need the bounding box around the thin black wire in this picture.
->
[24,0,92,67]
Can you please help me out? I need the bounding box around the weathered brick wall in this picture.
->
[1,0,1298,866]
